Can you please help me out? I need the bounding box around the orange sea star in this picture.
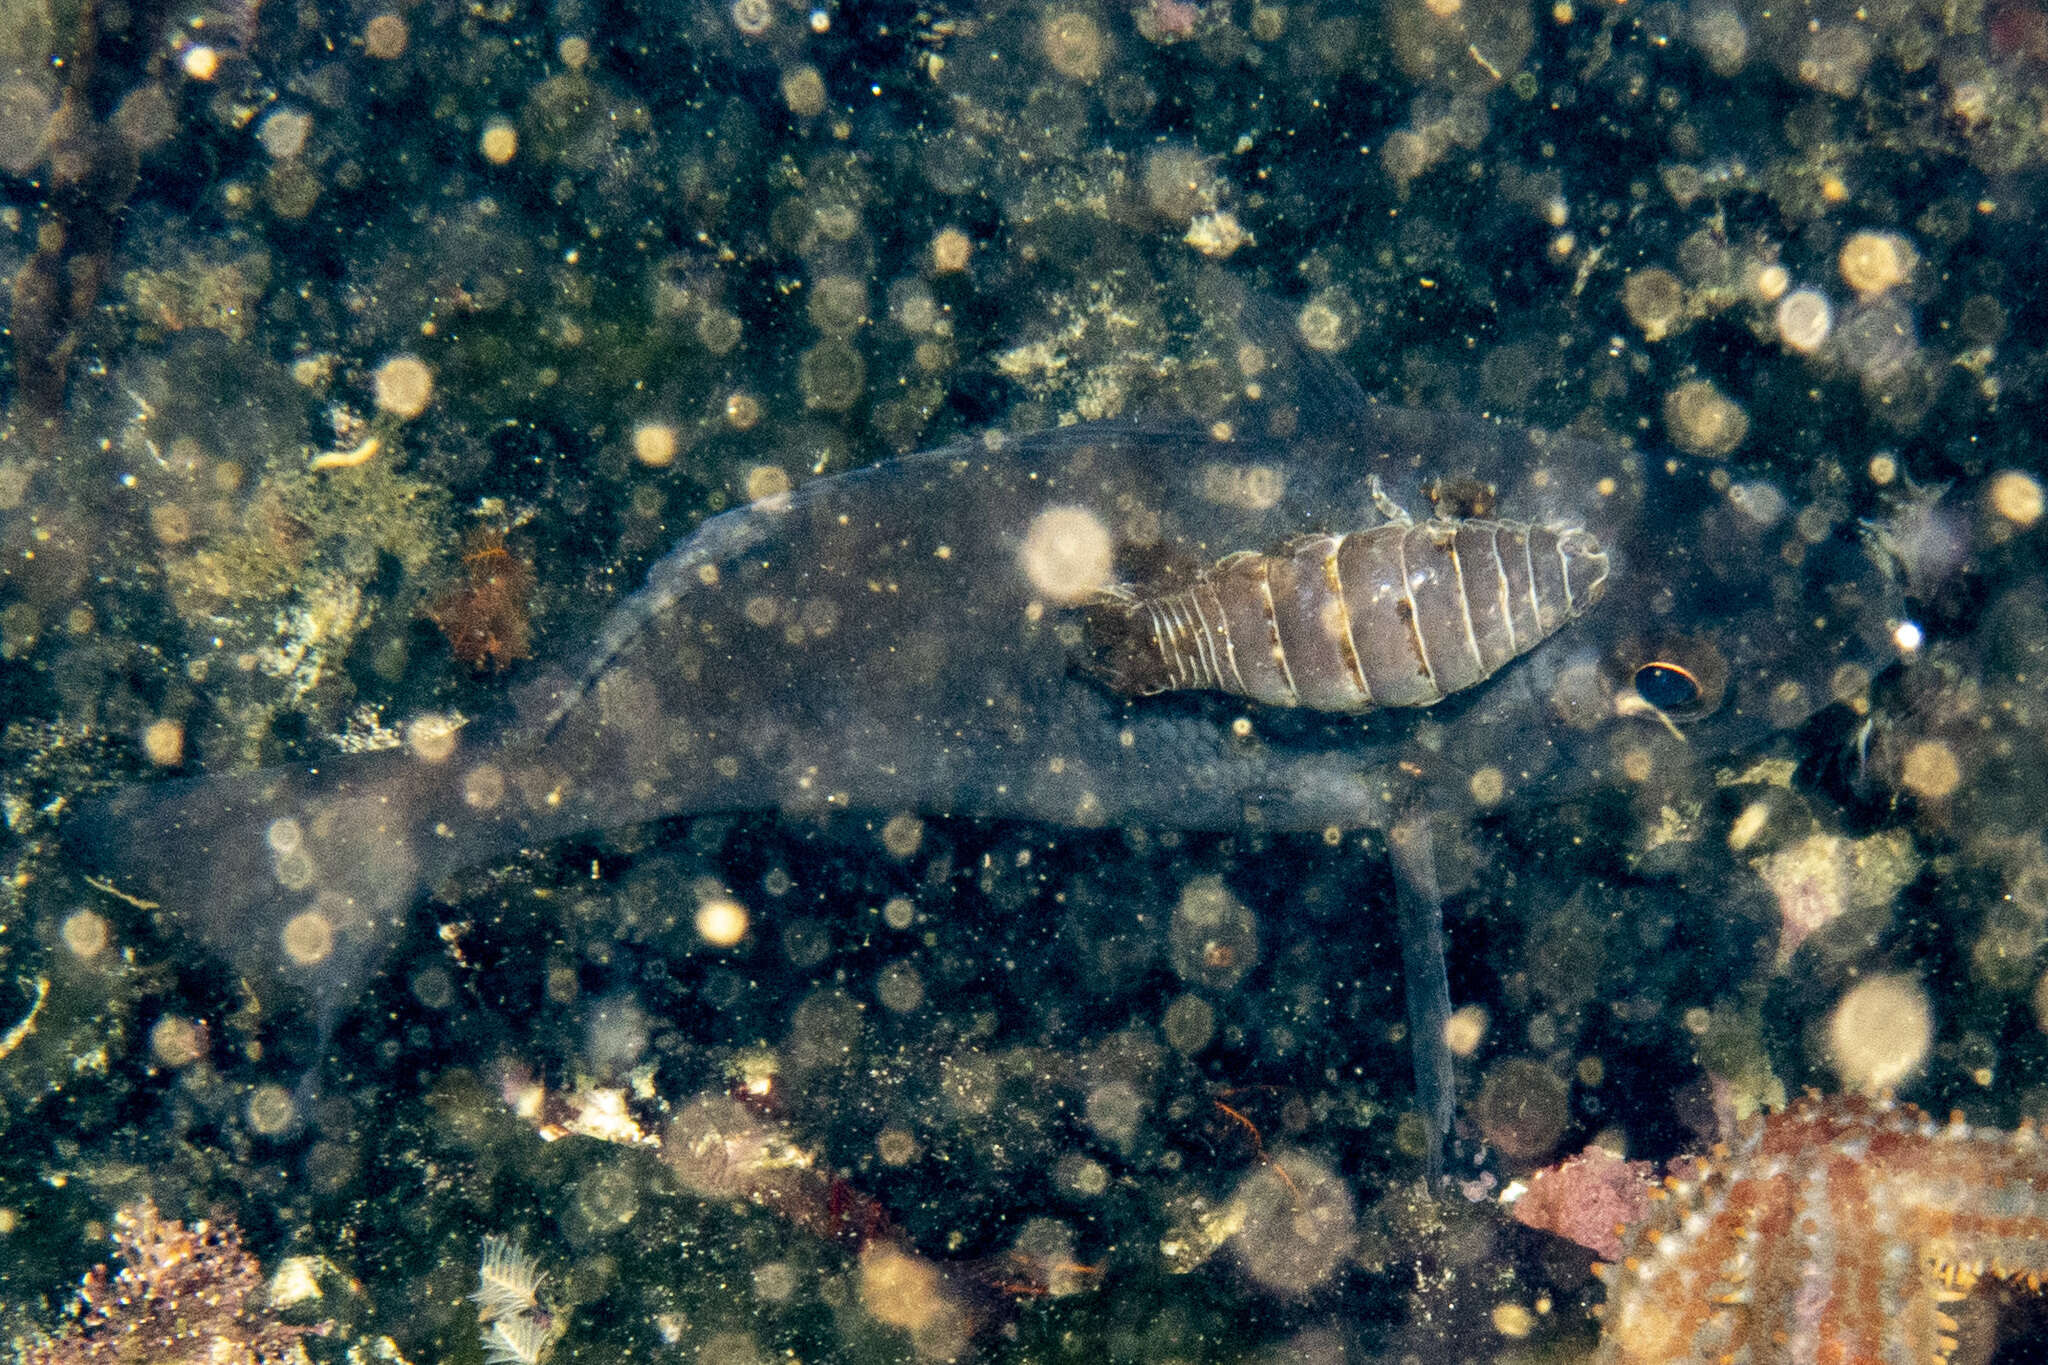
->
[1591,1093,2048,1365]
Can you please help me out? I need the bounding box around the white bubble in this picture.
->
[1019,505,1115,605]
[1826,974,1932,1093]
[1774,288,1833,355]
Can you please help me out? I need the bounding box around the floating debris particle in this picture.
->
[308,434,381,471]
[1185,210,1250,257]
[1752,828,1918,965]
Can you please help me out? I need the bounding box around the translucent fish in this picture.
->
[65,302,1904,1148]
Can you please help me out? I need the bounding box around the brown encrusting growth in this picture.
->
[19,1199,328,1365]
[427,526,535,670]
[1509,1144,1654,1262]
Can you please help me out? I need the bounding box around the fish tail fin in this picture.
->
[65,749,474,1041]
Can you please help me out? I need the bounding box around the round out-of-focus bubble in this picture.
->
[1690,5,1749,76]
[373,354,434,419]
[479,118,518,164]
[1169,875,1260,990]
[1837,230,1916,298]
[1622,267,1685,342]
[1019,504,1114,605]
[1663,378,1748,458]
[259,108,313,160]
[1041,10,1109,82]
[246,1083,298,1135]
[1825,973,1932,1094]
[631,421,680,468]
[1899,740,1961,801]
[798,339,866,411]
[695,895,749,947]
[1988,470,2044,528]
[1799,24,1873,98]
[363,13,410,59]
[0,77,54,176]
[281,909,335,966]
[1084,1078,1147,1150]
[1473,1057,1571,1162]
[151,1015,205,1067]
[1296,288,1361,354]
[1228,1150,1357,1297]
[858,1243,970,1358]
[1774,288,1833,355]
[62,909,110,959]
[787,988,864,1073]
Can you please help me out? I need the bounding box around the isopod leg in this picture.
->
[1367,473,1414,528]
[1388,810,1455,1184]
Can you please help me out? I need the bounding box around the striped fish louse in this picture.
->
[1085,512,1610,711]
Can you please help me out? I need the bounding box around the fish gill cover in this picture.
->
[0,0,2046,1362]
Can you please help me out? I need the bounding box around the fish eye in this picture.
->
[1616,636,1728,719]
[1634,662,1702,711]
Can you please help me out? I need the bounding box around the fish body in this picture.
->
[67,383,1902,1032]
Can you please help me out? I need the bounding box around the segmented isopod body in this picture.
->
[1086,517,1610,711]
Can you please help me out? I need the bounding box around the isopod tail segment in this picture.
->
[1077,582,1173,697]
